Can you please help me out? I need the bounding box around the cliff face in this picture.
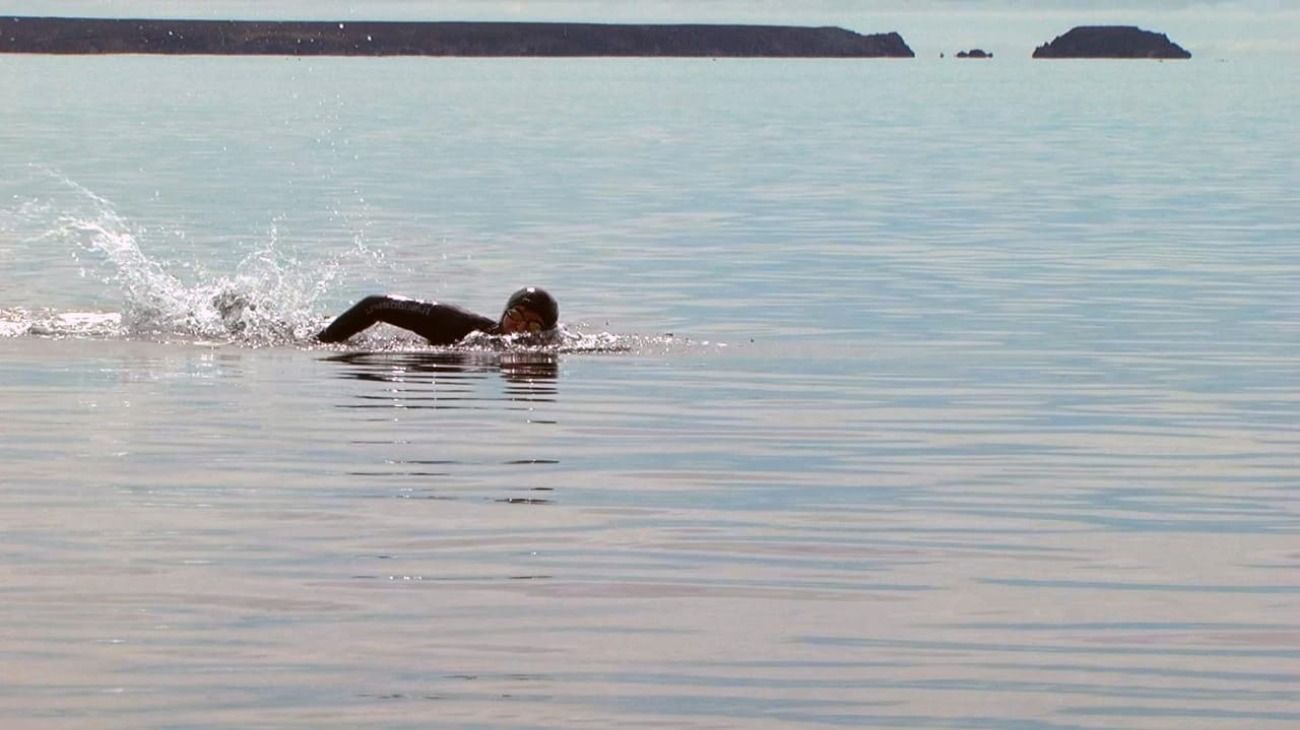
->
[0,17,915,57]
[1033,26,1191,59]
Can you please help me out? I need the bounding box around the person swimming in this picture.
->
[316,286,559,345]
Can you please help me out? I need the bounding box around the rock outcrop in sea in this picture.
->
[956,49,992,59]
[1032,26,1191,59]
[0,16,916,57]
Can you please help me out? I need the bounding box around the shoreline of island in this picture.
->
[0,17,916,58]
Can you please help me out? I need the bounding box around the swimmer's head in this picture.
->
[499,287,559,334]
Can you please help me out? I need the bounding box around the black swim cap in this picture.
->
[504,287,559,330]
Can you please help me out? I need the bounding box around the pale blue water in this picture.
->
[2,53,1299,728]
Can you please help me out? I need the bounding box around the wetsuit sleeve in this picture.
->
[316,295,497,345]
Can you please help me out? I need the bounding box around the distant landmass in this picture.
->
[956,49,992,59]
[1033,26,1191,59]
[0,16,915,58]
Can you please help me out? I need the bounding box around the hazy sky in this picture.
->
[1,1,1294,56]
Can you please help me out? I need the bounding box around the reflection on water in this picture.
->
[327,348,559,395]
[318,349,563,505]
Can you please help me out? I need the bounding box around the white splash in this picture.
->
[10,176,379,346]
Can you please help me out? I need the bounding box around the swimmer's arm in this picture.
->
[316,295,497,345]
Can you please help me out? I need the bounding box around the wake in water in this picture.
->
[0,174,662,354]
[0,308,124,338]
[323,326,665,355]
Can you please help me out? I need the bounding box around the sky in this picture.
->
[0,1,1295,57]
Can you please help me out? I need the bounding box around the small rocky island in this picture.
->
[1033,26,1191,59]
[0,16,915,57]
[956,49,992,59]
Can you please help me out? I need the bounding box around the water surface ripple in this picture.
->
[2,55,1298,728]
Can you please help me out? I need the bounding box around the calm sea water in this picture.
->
[2,52,1299,728]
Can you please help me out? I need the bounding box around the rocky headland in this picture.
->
[0,16,915,57]
[1033,26,1191,59]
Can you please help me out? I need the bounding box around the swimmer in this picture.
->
[316,287,559,345]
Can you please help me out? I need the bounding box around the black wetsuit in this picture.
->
[316,295,497,345]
